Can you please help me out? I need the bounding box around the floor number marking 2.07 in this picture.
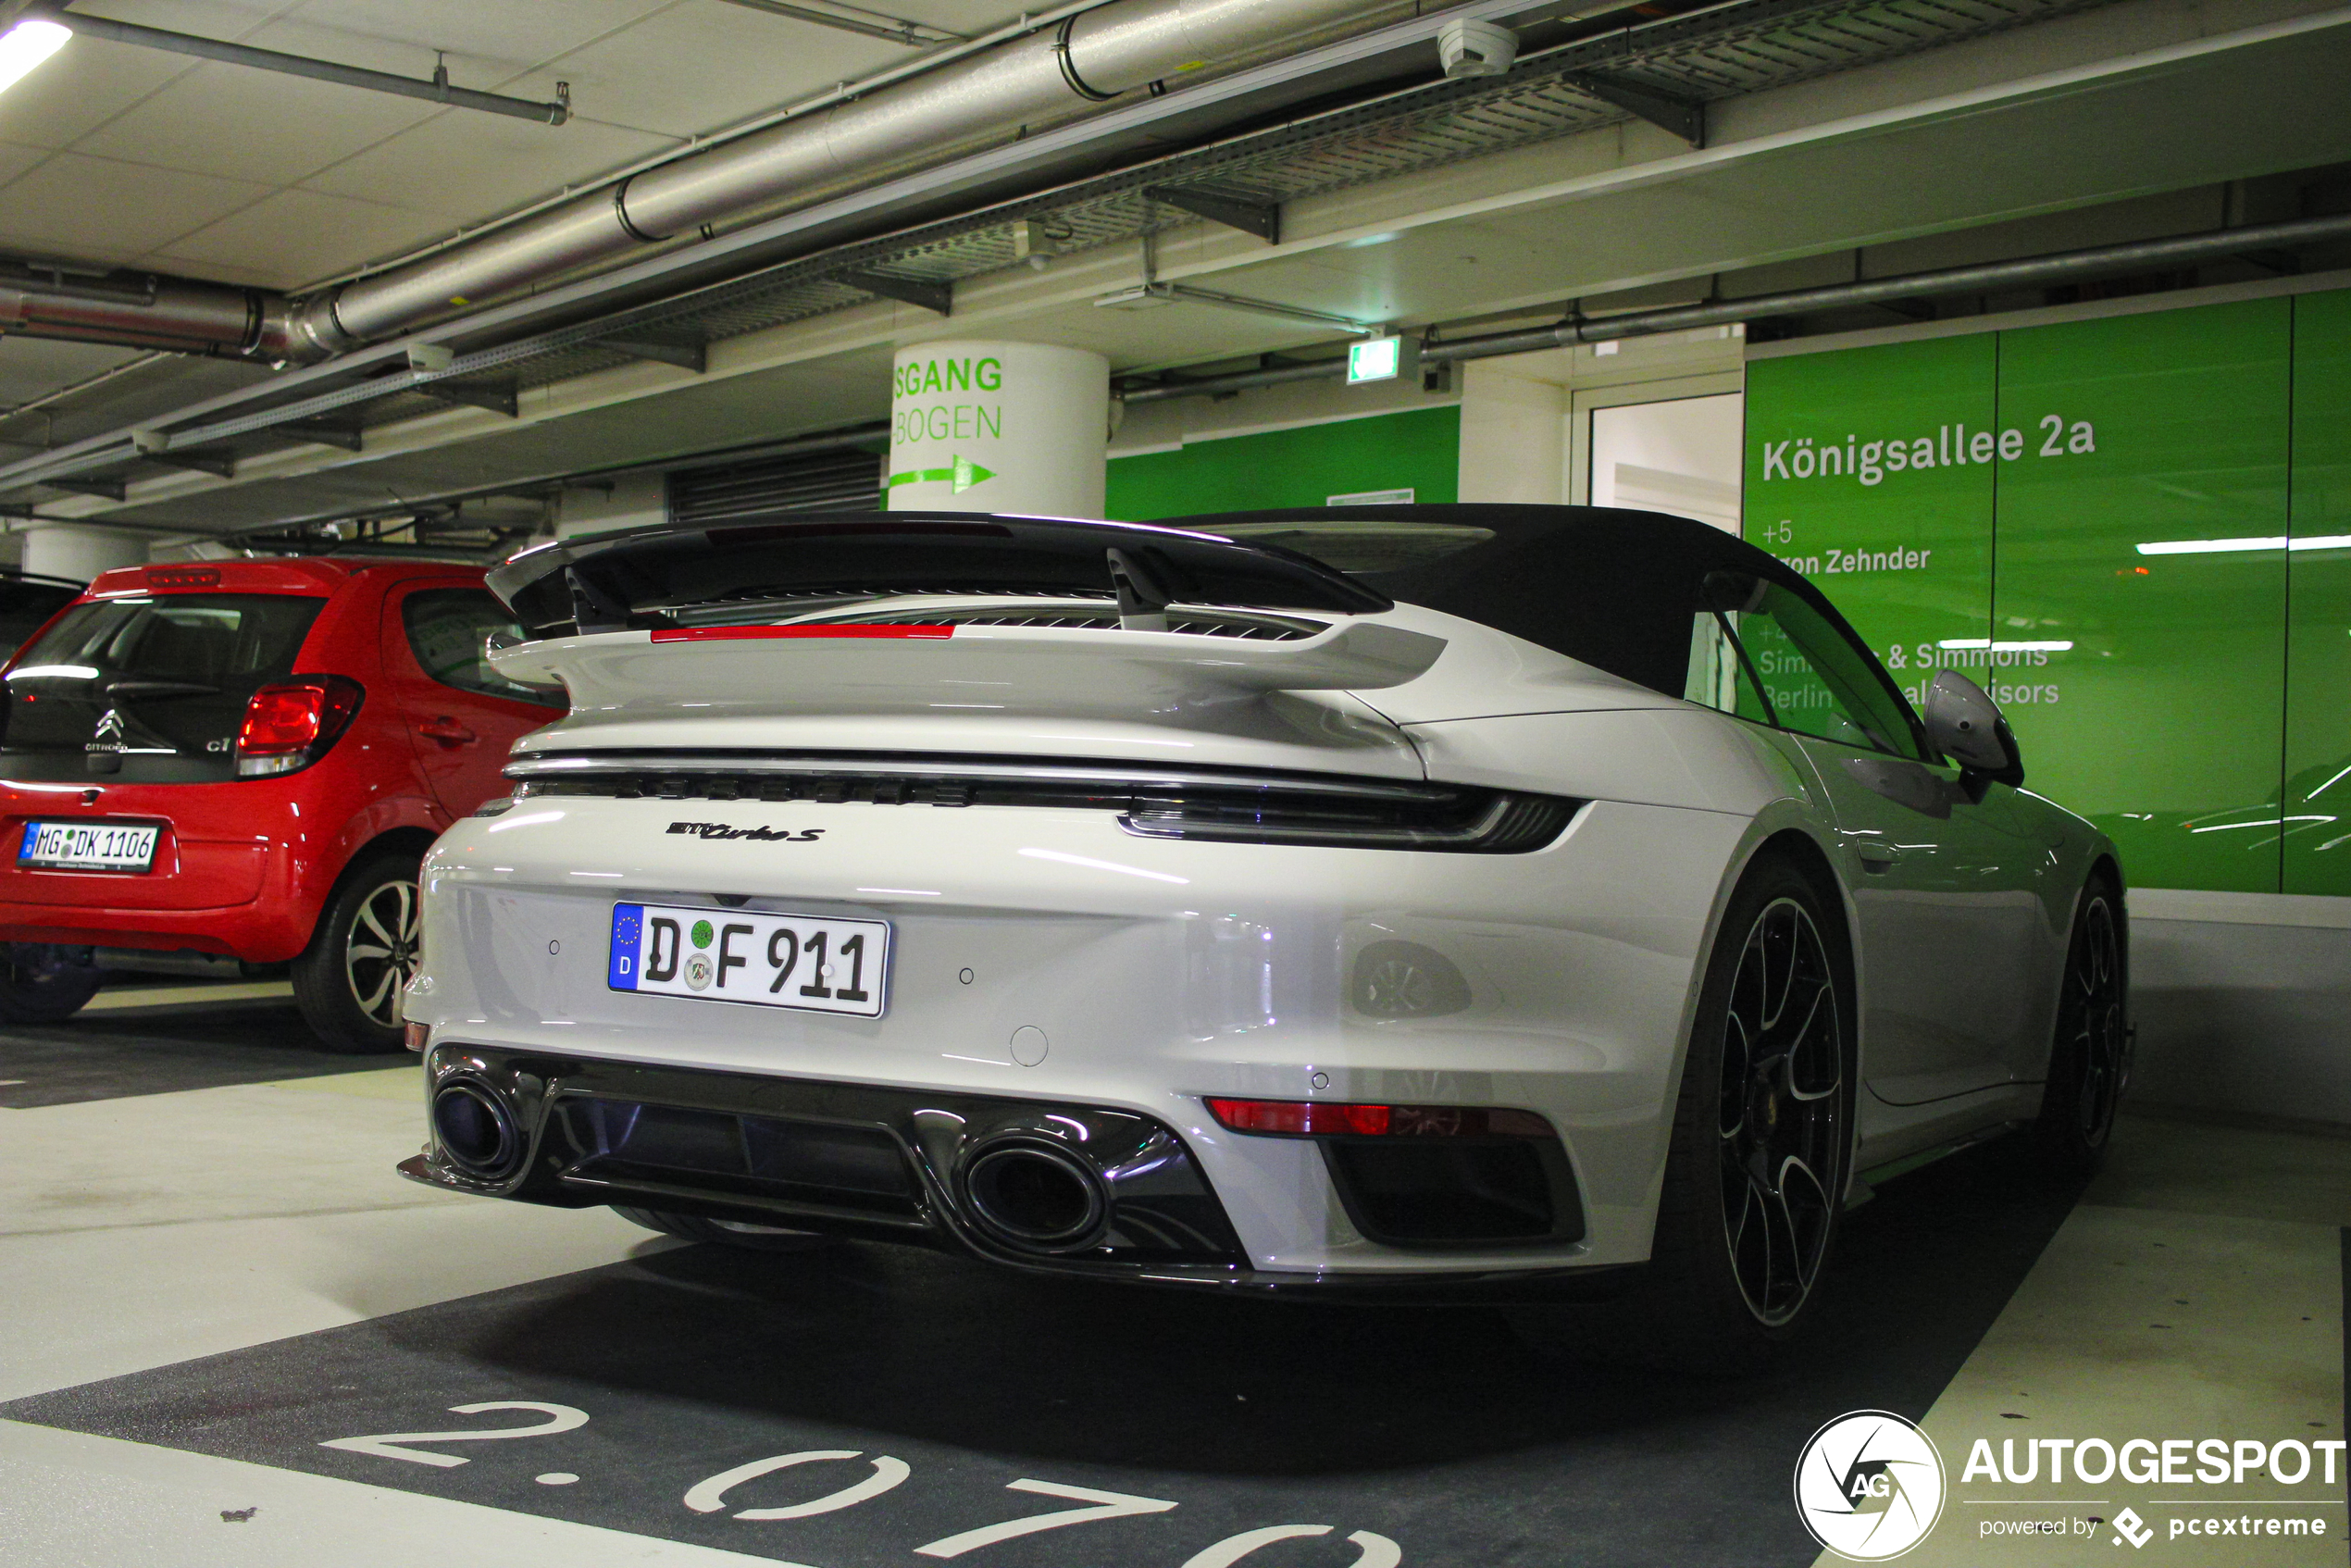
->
[914,1480,1178,1557]
[319,1402,590,1468]
[1181,1525,1403,1568]
[685,1450,913,1520]
[320,1400,1405,1562]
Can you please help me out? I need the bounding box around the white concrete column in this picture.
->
[888,341,1107,517]
[21,525,145,583]
[1457,361,1566,505]
[554,474,664,541]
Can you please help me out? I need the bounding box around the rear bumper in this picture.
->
[0,765,437,963]
[0,902,308,956]
[401,1043,1643,1301]
[411,791,1752,1273]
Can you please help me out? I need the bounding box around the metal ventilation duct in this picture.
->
[280,0,1429,357]
[0,0,1432,364]
[0,259,291,357]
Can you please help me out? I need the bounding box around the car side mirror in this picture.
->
[1922,669,2024,796]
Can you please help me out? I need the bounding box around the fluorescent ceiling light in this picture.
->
[1094,283,1176,311]
[1093,280,1378,333]
[1936,639,2073,653]
[0,18,68,96]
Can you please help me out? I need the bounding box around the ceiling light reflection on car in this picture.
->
[1018,847,1189,884]
[484,810,566,833]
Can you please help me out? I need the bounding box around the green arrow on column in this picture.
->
[885,454,998,492]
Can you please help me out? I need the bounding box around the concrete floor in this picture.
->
[0,988,2341,1567]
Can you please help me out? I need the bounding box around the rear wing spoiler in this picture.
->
[486,511,1393,639]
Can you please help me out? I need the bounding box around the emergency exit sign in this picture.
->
[1348,335,1403,383]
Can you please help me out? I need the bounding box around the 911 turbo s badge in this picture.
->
[665,821,826,841]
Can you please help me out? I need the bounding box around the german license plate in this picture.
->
[607,902,889,1017]
[18,819,159,872]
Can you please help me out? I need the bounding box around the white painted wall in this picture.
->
[21,526,144,582]
[1109,362,1456,461]
[1589,392,1746,531]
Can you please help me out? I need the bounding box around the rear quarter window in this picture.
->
[402,588,564,708]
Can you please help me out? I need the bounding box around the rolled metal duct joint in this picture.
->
[0,255,299,359]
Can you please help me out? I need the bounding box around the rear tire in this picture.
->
[613,1206,840,1252]
[292,851,420,1054]
[1511,853,1857,1375]
[2033,875,2128,1176]
[0,942,102,1024]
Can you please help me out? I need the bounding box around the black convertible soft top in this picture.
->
[489,503,1866,703]
[1165,503,1851,700]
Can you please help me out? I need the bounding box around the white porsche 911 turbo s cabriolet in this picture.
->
[399,504,2127,1369]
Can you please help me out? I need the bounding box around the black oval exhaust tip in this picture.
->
[960,1140,1109,1252]
[431,1078,524,1180]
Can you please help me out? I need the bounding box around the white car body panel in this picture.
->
[407,514,2117,1294]
[417,790,1746,1272]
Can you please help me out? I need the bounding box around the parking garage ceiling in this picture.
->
[0,0,1033,467]
[1,0,2350,549]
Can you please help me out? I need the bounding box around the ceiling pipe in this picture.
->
[36,8,572,123]
[0,0,1438,365]
[1118,210,2351,402]
[0,256,289,357]
[0,0,1433,365]
[280,0,1433,357]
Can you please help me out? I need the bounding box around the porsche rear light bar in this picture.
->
[1205,1099,1553,1139]
[504,754,1582,853]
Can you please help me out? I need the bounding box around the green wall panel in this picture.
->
[1746,293,2339,894]
[1743,335,1996,707]
[1991,300,2292,893]
[1105,406,1461,521]
[2285,289,2351,894]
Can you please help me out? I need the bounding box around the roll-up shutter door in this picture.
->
[666,446,883,525]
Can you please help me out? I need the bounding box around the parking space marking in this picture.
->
[0,1001,395,1108]
[85,981,296,1013]
[1,1139,2083,1568]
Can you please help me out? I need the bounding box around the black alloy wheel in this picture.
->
[1717,895,1846,1328]
[0,941,103,1024]
[2035,880,2128,1174]
[292,850,422,1053]
[1508,853,1855,1374]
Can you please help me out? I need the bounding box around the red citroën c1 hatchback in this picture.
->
[0,557,559,1051]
